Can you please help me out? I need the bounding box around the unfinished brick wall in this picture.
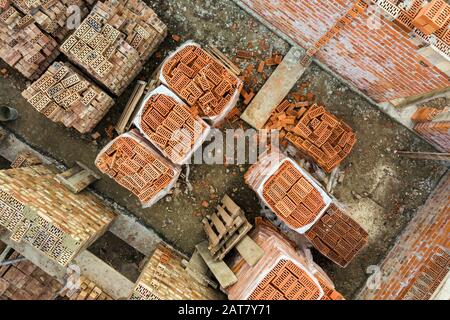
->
[238,0,450,103]
[358,171,449,300]
[129,244,222,300]
[414,121,450,152]
[0,165,116,266]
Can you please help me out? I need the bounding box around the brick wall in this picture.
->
[358,171,450,300]
[238,0,450,103]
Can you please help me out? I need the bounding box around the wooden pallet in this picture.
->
[55,162,101,194]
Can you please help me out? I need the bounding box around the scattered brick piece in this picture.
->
[236,50,255,60]
[257,60,265,73]
[172,34,182,42]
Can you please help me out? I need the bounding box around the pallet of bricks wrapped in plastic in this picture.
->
[266,101,356,173]
[22,62,115,134]
[160,41,243,126]
[59,0,167,95]
[10,0,90,41]
[129,243,222,300]
[0,4,59,80]
[95,130,181,208]
[245,148,332,234]
[245,149,368,267]
[227,218,344,300]
[133,85,211,165]
[0,165,116,267]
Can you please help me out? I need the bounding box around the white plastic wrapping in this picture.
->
[132,85,211,165]
[95,130,181,208]
[245,149,332,234]
[159,41,243,126]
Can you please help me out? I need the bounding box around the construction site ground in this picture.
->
[0,0,448,298]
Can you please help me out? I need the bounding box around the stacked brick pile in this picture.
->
[59,276,113,300]
[261,161,326,230]
[245,149,331,232]
[411,107,444,122]
[161,44,242,122]
[414,121,450,152]
[305,204,368,268]
[135,90,210,164]
[10,151,42,168]
[95,131,180,207]
[0,250,63,300]
[10,0,90,40]
[358,172,449,300]
[129,244,221,300]
[60,0,166,95]
[22,62,114,134]
[411,0,450,35]
[0,165,116,267]
[0,5,59,80]
[228,218,344,300]
[280,103,356,173]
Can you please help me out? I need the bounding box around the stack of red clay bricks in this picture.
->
[414,121,450,152]
[0,250,63,300]
[411,107,445,122]
[412,0,450,35]
[60,276,112,300]
[136,91,210,164]
[228,218,344,300]
[305,204,368,268]
[162,44,242,122]
[280,103,356,173]
[10,0,90,40]
[60,0,166,95]
[0,5,59,80]
[22,62,114,134]
[129,243,221,300]
[261,161,326,230]
[95,131,180,206]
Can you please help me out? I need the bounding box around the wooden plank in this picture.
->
[221,195,241,217]
[210,214,227,235]
[207,46,241,76]
[203,219,219,246]
[216,206,233,227]
[241,46,307,129]
[215,222,253,261]
[235,235,265,267]
[115,80,147,134]
[196,241,237,289]
[395,151,450,161]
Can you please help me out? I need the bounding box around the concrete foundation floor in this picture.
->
[0,0,448,298]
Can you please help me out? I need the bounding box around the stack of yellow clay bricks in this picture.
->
[0,5,59,80]
[228,219,344,300]
[0,165,116,267]
[60,276,113,300]
[129,244,221,300]
[10,0,90,40]
[10,151,42,168]
[22,62,115,134]
[60,0,167,95]
[95,131,180,205]
[0,250,63,300]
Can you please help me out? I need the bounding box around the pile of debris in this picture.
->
[161,43,243,124]
[60,0,166,95]
[95,131,181,207]
[266,101,356,173]
[0,5,59,80]
[22,62,114,134]
[134,87,210,165]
